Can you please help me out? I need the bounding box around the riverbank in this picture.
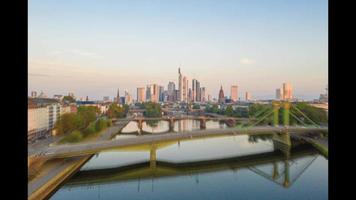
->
[28,119,130,200]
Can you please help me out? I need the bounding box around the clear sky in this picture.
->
[29,0,328,101]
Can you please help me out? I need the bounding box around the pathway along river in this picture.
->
[49,119,327,200]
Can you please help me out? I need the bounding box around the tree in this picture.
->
[192,104,200,109]
[62,95,76,103]
[77,106,98,126]
[95,118,107,131]
[107,103,127,118]
[143,102,162,117]
[225,105,234,116]
[290,103,328,125]
[55,113,83,134]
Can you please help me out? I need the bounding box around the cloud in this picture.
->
[240,58,255,65]
[48,49,103,59]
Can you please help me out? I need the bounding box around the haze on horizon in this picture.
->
[28,0,328,101]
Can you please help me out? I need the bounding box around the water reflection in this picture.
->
[118,119,228,138]
[50,135,328,200]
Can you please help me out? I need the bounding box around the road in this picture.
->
[43,126,328,159]
[28,119,130,199]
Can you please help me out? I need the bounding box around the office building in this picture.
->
[125,91,133,105]
[200,87,206,102]
[178,68,183,101]
[183,76,188,102]
[276,88,283,100]
[231,85,238,102]
[283,83,293,100]
[245,92,252,101]
[137,87,145,103]
[159,86,165,102]
[146,84,159,103]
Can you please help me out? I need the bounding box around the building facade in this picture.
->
[28,98,63,143]
[231,85,238,102]
[276,88,282,100]
[283,83,293,100]
[245,92,252,101]
[137,87,145,103]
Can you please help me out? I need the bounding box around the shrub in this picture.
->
[107,120,112,127]
[95,119,107,132]
[59,130,83,143]
[83,122,96,137]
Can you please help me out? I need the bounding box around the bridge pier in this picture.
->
[225,119,236,127]
[283,102,290,127]
[168,118,175,132]
[150,144,157,169]
[283,160,290,188]
[137,120,143,135]
[199,118,206,129]
[272,132,291,157]
[272,162,279,180]
[272,101,280,127]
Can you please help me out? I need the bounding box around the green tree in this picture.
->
[77,106,98,126]
[143,102,162,117]
[59,130,83,143]
[107,103,127,118]
[192,104,200,109]
[55,113,83,134]
[95,118,108,131]
[225,105,234,116]
[62,95,76,103]
[290,102,328,125]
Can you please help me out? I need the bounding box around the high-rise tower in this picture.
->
[218,86,225,104]
[178,68,183,101]
[231,85,238,102]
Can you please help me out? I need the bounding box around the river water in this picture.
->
[50,120,328,200]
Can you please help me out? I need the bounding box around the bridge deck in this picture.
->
[43,126,327,159]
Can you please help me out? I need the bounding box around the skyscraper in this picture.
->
[245,92,251,101]
[159,86,164,102]
[188,88,192,102]
[148,84,159,103]
[283,83,293,100]
[231,85,238,102]
[196,80,201,102]
[192,79,197,102]
[125,91,133,105]
[137,87,145,103]
[200,87,206,102]
[183,76,187,102]
[146,85,151,101]
[167,82,176,102]
[178,68,183,101]
[218,86,225,103]
[276,88,282,100]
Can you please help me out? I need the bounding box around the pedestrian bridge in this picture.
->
[41,126,327,159]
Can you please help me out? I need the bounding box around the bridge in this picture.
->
[40,126,326,159]
[35,101,327,159]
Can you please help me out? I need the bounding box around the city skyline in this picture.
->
[29,0,327,100]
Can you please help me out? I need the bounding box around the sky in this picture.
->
[28,0,328,101]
